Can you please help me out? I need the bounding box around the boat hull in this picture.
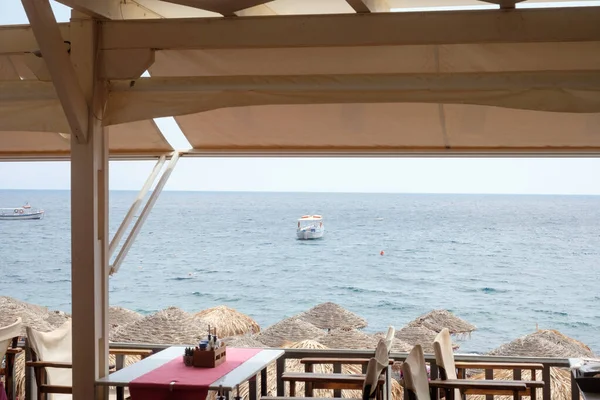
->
[296,228,325,240]
[0,211,44,220]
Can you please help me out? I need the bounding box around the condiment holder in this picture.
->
[183,325,227,368]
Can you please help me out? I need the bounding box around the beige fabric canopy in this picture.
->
[1,0,599,159]
[0,52,172,159]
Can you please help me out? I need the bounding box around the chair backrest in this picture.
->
[0,318,22,363]
[362,339,390,400]
[401,345,431,400]
[374,338,388,368]
[27,320,72,400]
[384,326,395,353]
[433,328,457,380]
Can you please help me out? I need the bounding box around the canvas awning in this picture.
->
[0,0,599,159]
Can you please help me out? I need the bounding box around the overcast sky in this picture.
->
[2,0,599,194]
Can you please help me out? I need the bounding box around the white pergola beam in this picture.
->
[346,0,391,12]
[8,70,598,101]
[108,155,167,259]
[182,148,600,157]
[110,152,180,275]
[21,0,89,143]
[110,70,600,121]
[99,6,600,50]
[159,0,275,16]
[480,0,526,9]
[3,7,600,56]
[2,70,599,128]
[55,0,163,19]
[0,23,70,55]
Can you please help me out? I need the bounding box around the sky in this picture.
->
[1,0,600,194]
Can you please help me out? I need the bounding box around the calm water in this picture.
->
[0,189,599,354]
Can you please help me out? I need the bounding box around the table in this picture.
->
[569,358,600,400]
[96,346,284,400]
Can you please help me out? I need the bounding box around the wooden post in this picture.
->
[69,11,109,400]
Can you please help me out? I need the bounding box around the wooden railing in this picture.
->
[106,343,576,400]
[10,341,575,400]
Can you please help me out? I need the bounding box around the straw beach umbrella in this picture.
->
[265,339,364,398]
[0,296,70,334]
[469,329,597,400]
[319,327,377,350]
[195,305,261,337]
[256,318,324,347]
[109,306,143,331]
[488,329,596,359]
[394,325,445,354]
[0,297,71,400]
[408,310,476,336]
[13,352,26,400]
[296,302,368,330]
[222,335,266,348]
[106,307,147,373]
[372,332,413,352]
[110,307,208,344]
[265,339,405,400]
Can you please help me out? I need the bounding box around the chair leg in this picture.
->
[6,353,14,400]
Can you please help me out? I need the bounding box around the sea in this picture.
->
[0,189,599,354]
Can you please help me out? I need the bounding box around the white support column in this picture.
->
[69,11,109,400]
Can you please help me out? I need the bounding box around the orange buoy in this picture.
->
[380,250,385,256]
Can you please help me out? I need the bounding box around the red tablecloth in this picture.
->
[129,348,262,400]
[0,382,8,400]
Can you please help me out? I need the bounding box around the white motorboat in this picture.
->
[0,203,44,220]
[296,215,324,240]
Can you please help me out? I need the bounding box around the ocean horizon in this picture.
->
[2,188,600,196]
[0,189,598,354]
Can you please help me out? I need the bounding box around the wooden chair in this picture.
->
[403,345,528,400]
[264,356,388,400]
[279,338,392,399]
[433,328,544,400]
[0,318,22,400]
[26,321,153,400]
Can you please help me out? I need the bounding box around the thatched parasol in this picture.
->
[0,296,71,334]
[194,305,261,337]
[488,329,595,359]
[109,306,143,331]
[106,307,146,379]
[468,330,598,400]
[319,327,377,350]
[256,318,324,347]
[372,332,413,352]
[469,368,567,400]
[222,334,267,348]
[264,340,364,398]
[296,302,368,330]
[407,310,476,336]
[394,325,444,354]
[13,352,26,400]
[110,307,208,344]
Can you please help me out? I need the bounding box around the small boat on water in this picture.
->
[297,215,324,240]
[0,203,44,220]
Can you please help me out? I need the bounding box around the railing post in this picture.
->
[571,369,580,400]
[485,369,494,400]
[261,366,268,396]
[276,356,285,396]
[333,362,342,397]
[542,366,551,400]
[430,360,439,400]
[305,362,314,397]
